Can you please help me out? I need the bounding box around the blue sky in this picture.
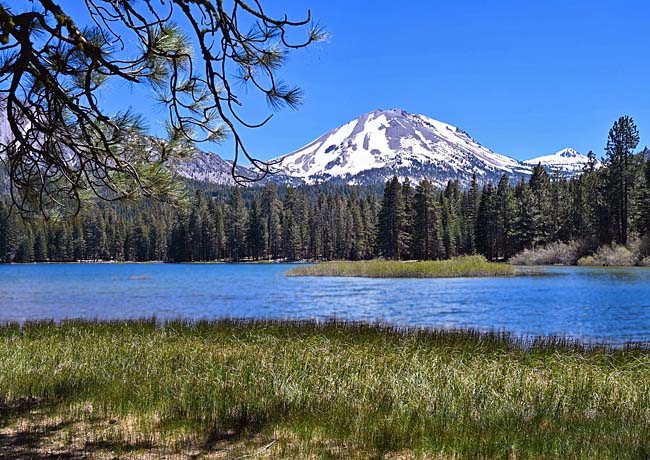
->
[20,0,650,161]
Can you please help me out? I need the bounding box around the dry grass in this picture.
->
[286,255,516,278]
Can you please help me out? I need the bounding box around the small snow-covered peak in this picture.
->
[524,148,598,176]
[524,148,587,165]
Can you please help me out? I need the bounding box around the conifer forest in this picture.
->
[2,136,650,264]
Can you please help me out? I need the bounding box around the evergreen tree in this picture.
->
[33,225,48,262]
[247,198,267,260]
[0,201,8,263]
[378,177,405,259]
[440,196,456,259]
[462,173,480,254]
[72,220,86,261]
[227,188,248,261]
[495,174,514,259]
[511,178,535,254]
[133,218,151,262]
[529,164,552,246]
[637,157,650,237]
[606,116,640,244]
[213,201,226,260]
[283,188,307,260]
[476,184,498,259]
[401,178,416,259]
[262,184,283,260]
[414,179,442,260]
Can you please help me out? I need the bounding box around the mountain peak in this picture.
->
[524,147,598,176]
[273,110,529,186]
[555,147,581,158]
[370,108,408,116]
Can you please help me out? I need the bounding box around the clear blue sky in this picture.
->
[24,0,650,161]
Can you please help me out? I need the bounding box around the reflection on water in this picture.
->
[1,264,650,342]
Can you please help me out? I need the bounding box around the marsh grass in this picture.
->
[1,319,650,459]
[286,255,516,278]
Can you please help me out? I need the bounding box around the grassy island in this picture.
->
[287,255,517,278]
[1,319,649,459]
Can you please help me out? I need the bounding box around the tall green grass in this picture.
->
[287,255,516,278]
[1,319,649,458]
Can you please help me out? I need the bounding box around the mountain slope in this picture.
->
[0,105,247,187]
[524,148,598,176]
[173,146,252,186]
[273,109,531,186]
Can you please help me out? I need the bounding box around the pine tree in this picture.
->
[72,219,86,261]
[414,179,442,260]
[637,156,650,237]
[213,201,226,260]
[440,196,456,259]
[14,225,35,262]
[476,184,498,259]
[227,188,248,261]
[401,178,416,259]
[445,180,463,256]
[0,201,8,263]
[133,218,151,262]
[247,198,267,260]
[495,174,514,259]
[529,164,552,246]
[283,188,307,260]
[463,173,480,254]
[378,177,405,259]
[33,225,48,262]
[511,178,535,253]
[362,195,379,259]
[282,213,302,260]
[606,115,640,244]
[262,184,282,260]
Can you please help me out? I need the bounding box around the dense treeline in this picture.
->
[1,116,649,263]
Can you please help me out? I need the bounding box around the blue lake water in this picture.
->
[1,263,650,342]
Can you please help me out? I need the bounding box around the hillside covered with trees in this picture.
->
[1,117,648,264]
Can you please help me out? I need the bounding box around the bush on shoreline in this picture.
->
[577,243,639,266]
[511,237,650,267]
[509,240,593,266]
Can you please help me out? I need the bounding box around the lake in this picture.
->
[1,263,649,342]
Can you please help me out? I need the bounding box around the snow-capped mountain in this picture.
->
[1,104,594,190]
[272,109,532,187]
[524,148,598,176]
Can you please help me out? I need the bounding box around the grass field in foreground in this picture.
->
[286,255,517,278]
[1,319,649,459]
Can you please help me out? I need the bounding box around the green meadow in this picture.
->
[1,319,649,459]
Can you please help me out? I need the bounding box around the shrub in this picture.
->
[638,256,650,267]
[577,244,638,267]
[510,241,591,266]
